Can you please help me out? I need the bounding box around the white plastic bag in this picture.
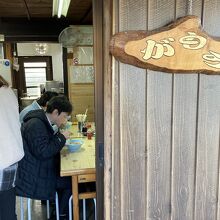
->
[0,87,24,170]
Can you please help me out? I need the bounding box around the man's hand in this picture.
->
[60,130,72,139]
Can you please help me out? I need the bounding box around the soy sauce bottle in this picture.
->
[82,125,87,135]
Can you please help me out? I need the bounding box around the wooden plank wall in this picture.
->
[114,1,147,220]
[106,0,220,219]
[68,83,94,122]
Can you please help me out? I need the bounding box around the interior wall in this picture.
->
[105,0,220,219]
[17,43,63,81]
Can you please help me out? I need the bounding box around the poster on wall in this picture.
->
[70,66,94,83]
[69,45,94,83]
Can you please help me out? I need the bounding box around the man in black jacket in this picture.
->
[16,95,73,219]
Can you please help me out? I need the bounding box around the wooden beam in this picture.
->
[0,18,71,42]
[80,4,92,23]
[22,0,31,20]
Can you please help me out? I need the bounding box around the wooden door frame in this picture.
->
[93,0,104,219]
[16,56,53,99]
[93,0,113,219]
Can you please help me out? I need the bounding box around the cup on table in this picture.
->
[78,122,84,132]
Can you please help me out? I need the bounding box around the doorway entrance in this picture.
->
[17,56,53,99]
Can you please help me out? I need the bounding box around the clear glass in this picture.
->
[72,46,93,64]
[24,62,47,97]
[70,66,94,83]
[24,62,47,67]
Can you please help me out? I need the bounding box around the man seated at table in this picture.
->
[19,91,58,123]
[16,95,73,220]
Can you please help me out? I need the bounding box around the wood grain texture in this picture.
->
[93,0,105,219]
[171,2,201,219]
[119,0,147,220]
[119,66,147,220]
[190,0,203,18]
[174,0,202,22]
[203,0,220,36]
[0,0,93,23]
[111,0,121,219]
[79,192,96,199]
[148,0,175,31]
[194,1,220,219]
[72,176,79,220]
[107,1,220,220]
[147,72,172,220]
[171,74,198,220]
[147,1,175,219]
[194,75,220,220]
[175,0,187,18]
[60,125,96,176]
[78,174,96,182]
[69,83,94,122]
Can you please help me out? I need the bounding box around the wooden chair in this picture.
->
[68,192,97,220]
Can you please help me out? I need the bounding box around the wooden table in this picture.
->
[60,123,96,220]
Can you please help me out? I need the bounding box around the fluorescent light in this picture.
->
[57,0,64,18]
[53,0,71,18]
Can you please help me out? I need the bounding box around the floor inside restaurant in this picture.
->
[15,196,96,220]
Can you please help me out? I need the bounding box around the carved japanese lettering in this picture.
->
[141,38,175,60]
[179,32,207,50]
[110,16,220,74]
[203,51,220,69]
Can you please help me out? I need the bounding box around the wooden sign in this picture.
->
[110,16,220,74]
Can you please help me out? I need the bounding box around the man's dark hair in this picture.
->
[46,95,73,115]
[37,91,58,107]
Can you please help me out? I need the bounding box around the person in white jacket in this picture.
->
[0,75,24,220]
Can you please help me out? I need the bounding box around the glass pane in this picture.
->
[70,66,94,83]
[60,26,93,47]
[24,62,47,67]
[72,47,93,64]
[24,64,47,97]
[25,68,46,76]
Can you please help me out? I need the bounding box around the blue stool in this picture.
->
[19,192,59,220]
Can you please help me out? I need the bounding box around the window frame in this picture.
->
[17,56,53,98]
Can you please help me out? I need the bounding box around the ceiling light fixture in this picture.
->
[52,0,71,18]
[35,43,48,55]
